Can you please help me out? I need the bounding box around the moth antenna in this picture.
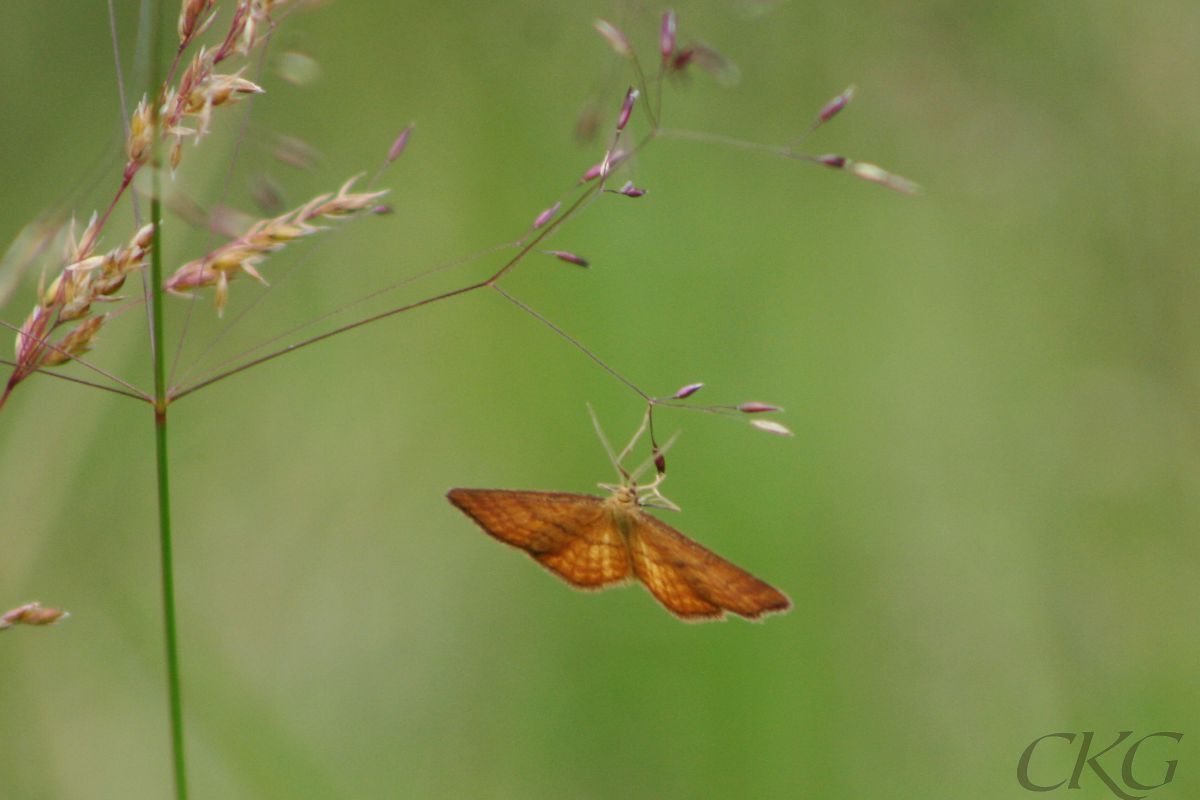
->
[614,408,652,471]
[588,403,627,480]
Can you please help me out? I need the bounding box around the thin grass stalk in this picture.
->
[145,2,188,797]
[151,189,188,800]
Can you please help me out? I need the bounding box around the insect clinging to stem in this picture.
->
[447,408,791,621]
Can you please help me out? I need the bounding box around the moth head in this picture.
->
[590,405,682,512]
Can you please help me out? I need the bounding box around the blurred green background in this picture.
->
[1,1,1197,798]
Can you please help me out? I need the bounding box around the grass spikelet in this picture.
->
[0,602,70,631]
[163,177,387,314]
[7,223,153,394]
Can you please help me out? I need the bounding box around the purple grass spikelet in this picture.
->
[387,124,414,163]
[817,86,855,124]
[738,401,781,413]
[660,11,677,62]
[617,87,638,131]
[672,382,704,399]
[548,250,589,268]
[533,201,562,230]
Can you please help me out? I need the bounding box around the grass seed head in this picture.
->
[593,19,633,58]
[0,603,70,630]
[42,315,106,367]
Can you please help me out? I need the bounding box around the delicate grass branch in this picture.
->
[0,358,147,403]
[657,127,919,194]
[0,319,151,403]
[172,282,487,402]
[175,240,520,390]
[489,283,649,401]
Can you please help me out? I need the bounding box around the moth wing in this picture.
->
[630,512,791,621]
[447,489,632,589]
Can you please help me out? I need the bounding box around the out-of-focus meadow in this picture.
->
[1,2,1196,798]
